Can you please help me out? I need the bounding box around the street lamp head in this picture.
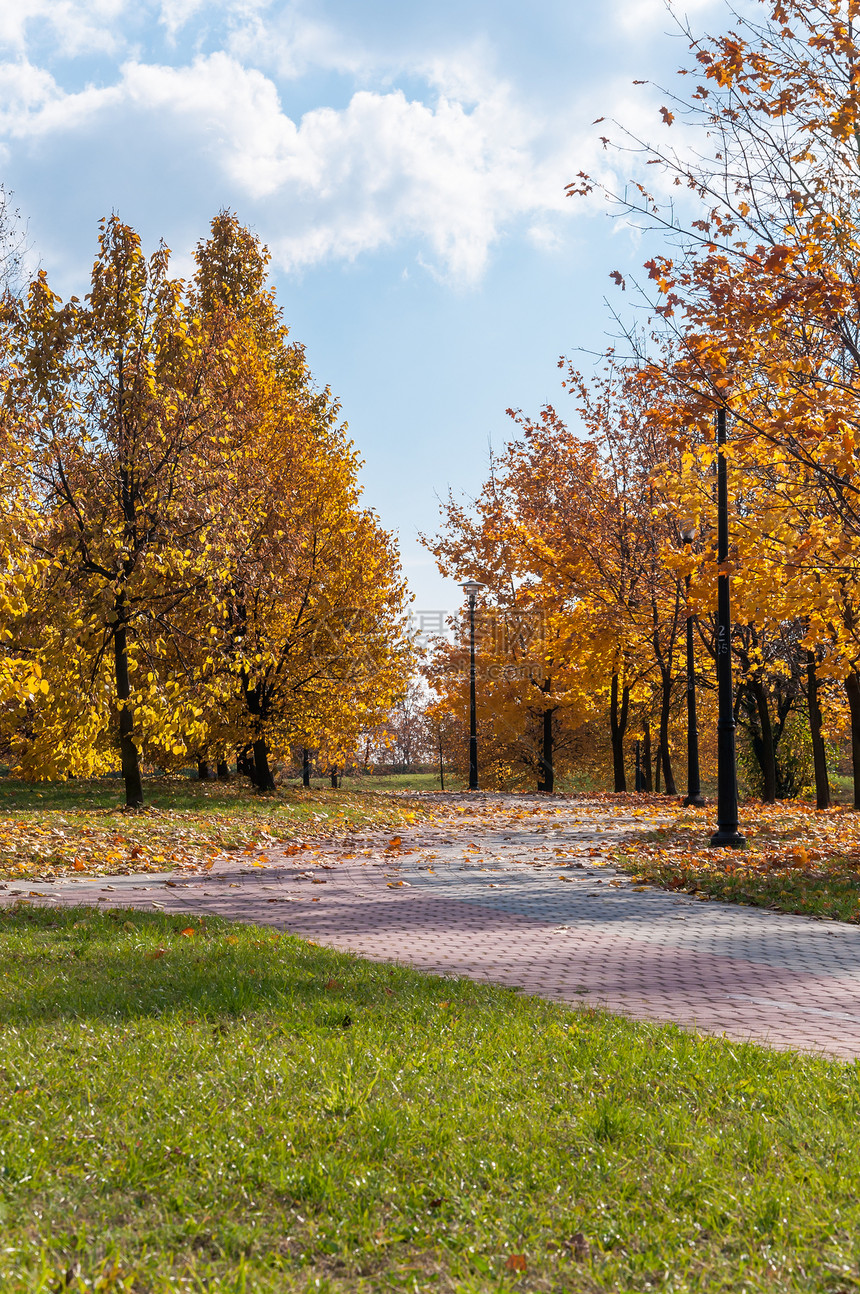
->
[678,519,696,544]
[461,579,486,601]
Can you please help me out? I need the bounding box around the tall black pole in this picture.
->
[684,570,705,807]
[635,739,643,792]
[709,406,745,848]
[468,594,479,790]
[438,730,445,791]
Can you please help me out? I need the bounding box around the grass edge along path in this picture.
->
[611,795,860,924]
[2,904,860,1292]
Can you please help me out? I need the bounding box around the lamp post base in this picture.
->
[684,793,706,807]
[709,828,746,849]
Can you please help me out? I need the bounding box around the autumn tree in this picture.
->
[181,215,414,790]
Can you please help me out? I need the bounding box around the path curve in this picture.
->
[6,792,860,1060]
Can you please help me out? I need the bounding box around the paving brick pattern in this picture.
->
[7,792,860,1059]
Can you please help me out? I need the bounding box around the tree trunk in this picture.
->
[537,706,555,792]
[643,720,653,792]
[658,671,677,794]
[238,747,258,786]
[302,747,311,788]
[253,738,275,792]
[330,766,339,789]
[113,611,143,808]
[750,677,777,803]
[197,759,212,781]
[806,650,830,810]
[845,672,860,810]
[216,760,231,781]
[609,673,629,792]
[655,742,662,794]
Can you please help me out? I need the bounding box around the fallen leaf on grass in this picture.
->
[505,1255,527,1272]
[569,1232,590,1261]
[179,927,195,937]
[147,949,167,960]
[325,979,342,990]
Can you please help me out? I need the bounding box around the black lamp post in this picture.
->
[462,580,485,791]
[709,406,746,848]
[678,521,705,808]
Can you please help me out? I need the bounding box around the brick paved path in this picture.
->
[7,792,860,1059]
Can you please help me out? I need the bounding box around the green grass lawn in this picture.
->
[0,777,439,880]
[613,797,860,924]
[2,906,860,1292]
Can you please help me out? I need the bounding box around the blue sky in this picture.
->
[0,0,725,626]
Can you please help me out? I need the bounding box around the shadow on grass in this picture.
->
[0,903,380,1027]
[0,776,313,814]
[0,774,437,815]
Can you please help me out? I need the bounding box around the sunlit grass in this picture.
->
[618,799,860,922]
[0,777,437,881]
[1,904,859,1291]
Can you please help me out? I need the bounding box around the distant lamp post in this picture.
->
[462,580,486,790]
[678,519,705,809]
[709,406,746,848]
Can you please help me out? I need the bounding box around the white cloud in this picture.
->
[225,3,369,81]
[0,48,607,284]
[118,54,570,281]
[0,0,130,58]
[0,60,119,136]
[609,0,724,36]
